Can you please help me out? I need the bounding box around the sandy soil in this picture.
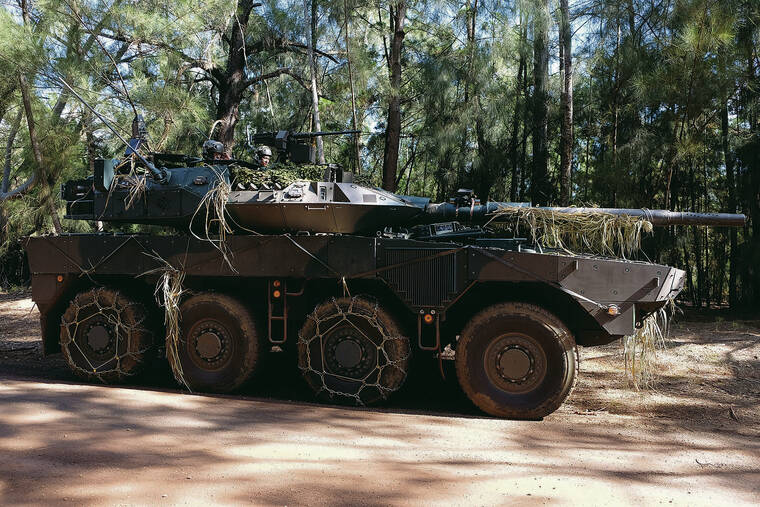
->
[1,290,758,505]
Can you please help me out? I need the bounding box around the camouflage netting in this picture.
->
[190,169,235,270]
[154,265,189,390]
[60,287,154,383]
[230,162,376,189]
[623,304,673,389]
[230,163,325,189]
[140,251,190,391]
[490,206,654,259]
[298,296,411,406]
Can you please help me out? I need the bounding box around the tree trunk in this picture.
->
[0,108,32,202]
[611,20,621,207]
[722,102,738,308]
[0,84,18,125]
[689,163,703,308]
[558,0,573,205]
[531,0,550,205]
[214,0,256,154]
[344,0,361,172]
[519,51,529,202]
[509,12,526,202]
[382,1,406,192]
[19,73,62,234]
[681,239,696,307]
[17,0,60,233]
[306,0,325,163]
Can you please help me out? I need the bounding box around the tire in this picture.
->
[455,302,578,419]
[172,293,261,393]
[60,287,154,383]
[298,296,411,406]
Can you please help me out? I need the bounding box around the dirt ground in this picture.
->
[1,290,758,505]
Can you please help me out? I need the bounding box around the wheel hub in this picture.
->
[85,324,112,355]
[334,339,363,369]
[190,323,230,366]
[324,327,377,379]
[196,331,223,360]
[483,333,547,394]
[497,346,533,382]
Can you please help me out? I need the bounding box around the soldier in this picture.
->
[202,140,230,161]
[256,146,272,168]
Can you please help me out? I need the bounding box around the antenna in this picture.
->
[56,77,169,183]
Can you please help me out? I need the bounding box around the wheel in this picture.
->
[298,296,411,406]
[60,287,154,383]
[172,293,261,393]
[455,302,578,419]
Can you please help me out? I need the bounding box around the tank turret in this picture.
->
[60,126,746,234]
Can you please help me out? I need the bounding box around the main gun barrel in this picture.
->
[539,207,747,227]
[421,202,747,227]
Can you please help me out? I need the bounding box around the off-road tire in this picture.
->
[60,287,154,383]
[173,293,261,393]
[455,302,578,419]
[298,296,411,406]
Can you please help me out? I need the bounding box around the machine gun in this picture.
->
[250,130,360,164]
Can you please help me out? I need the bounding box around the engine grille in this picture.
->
[381,247,458,307]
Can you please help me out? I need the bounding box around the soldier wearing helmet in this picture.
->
[202,140,230,161]
[256,145,272,168]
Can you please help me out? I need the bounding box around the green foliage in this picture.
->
[0,0,758,306]
[230,162,325,188]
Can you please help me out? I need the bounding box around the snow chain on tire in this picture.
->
[298,296,411,406]
[60,287,154,383]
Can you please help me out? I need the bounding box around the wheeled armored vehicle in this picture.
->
[23,127,745,418]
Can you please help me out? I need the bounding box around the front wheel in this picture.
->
[455,302,578,419]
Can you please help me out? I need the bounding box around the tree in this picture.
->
[343,0,362,172]
[531,0,550,206]
[558,0,573,205]
[0,0,757,307]
[509,8,527,203]
[382,1,407,192]
[305,0,325,163]
[0,108,29,202]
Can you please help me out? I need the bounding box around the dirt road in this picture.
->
[1,291,759,505]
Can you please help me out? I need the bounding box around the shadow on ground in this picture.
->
[0,377,758,505]
[1,293,759,504]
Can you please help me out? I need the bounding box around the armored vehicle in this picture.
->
[23,126,745,419]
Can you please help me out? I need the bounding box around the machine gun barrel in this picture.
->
[289,130,361,138]
[422,202,746,227]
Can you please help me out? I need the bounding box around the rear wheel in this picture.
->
[172,293,261,393]
[60,287,154,383]
[298,296,411,406]
[455,302,578,419]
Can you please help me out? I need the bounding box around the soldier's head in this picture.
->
[258,146,272,167]
[202,140,226,160]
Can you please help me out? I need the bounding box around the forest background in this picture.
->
[0,0,758,309]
